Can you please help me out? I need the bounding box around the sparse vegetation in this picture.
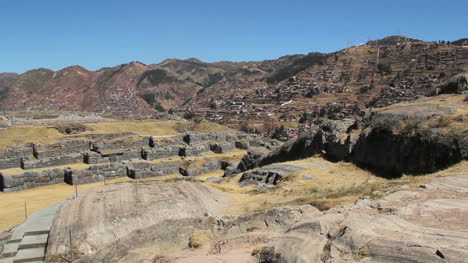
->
[139,93,165,112]
[189,230,212,248]
[53,123,88,134]
[183,111,196,120]
[139,69,175,86]
[265,52,330,83]
[270,124,289,141]
[206,157,468,216]
[377,63,392,75]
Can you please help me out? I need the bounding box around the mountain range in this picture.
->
[0,35,466,119]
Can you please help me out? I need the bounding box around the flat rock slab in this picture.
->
[13,247,44,263]
[427,175,468,193]
[2,243,19,257]
[2,202,62,263]
[18,234,48,249]
[21,203,62,236]
[255,164,304,175]
[0,257,14,263]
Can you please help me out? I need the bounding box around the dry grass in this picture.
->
[0,119,231,150]
[188,230,212,248]
[0,126,64,150]
[205,157,386,214]
[83,119,230,136]
[424,114,467,137]
[205,157,468,215]
[181,150,246,169]
[381,94,467,113]
[194,170,224,180]
[0,177,132,231]
[84,120,183,136]
[192,121,232,132]
[379,94,467,137]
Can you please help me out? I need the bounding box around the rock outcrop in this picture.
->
[259,167,468,262]
[231,95,467,178]
[228,119,358,176]
[239,164,303,188]
[352,95,467,176]
[43,162,468,263]
[45,179,320,262]
[438,73,468,94]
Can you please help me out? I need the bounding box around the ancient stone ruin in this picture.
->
[0,131,270,192]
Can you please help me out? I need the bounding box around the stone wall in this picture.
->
[22,153,84,170]
[33,140,90,159]
[179,143,211,157]
[141,145,180,160]
[0,144,34,170]
[84,150,141,164]
[179,160,223,177]
[127,161,179,179]
[0,131,250,192]
[0,168,66,192]
[65,163,128,184]
[210,142,236,154]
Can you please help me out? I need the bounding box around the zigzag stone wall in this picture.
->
[0,131,275,192]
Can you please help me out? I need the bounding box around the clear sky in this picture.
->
[1,0,467,73]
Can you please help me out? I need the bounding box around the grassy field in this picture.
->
[0,126,64,150]
[0,119,231,150]
[84,120,182,136]
[84,120,230,136]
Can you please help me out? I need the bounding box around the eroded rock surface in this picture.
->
[260,168,468,263]
[46,181,228,259]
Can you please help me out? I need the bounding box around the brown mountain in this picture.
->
[188,36,468,115]
[0,36,466,119]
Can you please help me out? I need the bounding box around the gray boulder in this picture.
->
[439,73,468,94]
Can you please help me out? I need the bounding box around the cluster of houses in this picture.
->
[174,40,466,137]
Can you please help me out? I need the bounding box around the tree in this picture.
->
[183,111,195,120]
[377,63,392,76]
[271,125,289,141]
[319,107,327,117]
[209,101,217,109]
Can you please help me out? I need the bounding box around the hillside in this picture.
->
[0,36,466,120]
[187,36,467,132]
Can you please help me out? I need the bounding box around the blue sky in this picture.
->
[1,0,467,73]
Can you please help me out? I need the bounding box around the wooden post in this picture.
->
[69,229,74,262]
[24,202,27,219]
[73,175,78,198]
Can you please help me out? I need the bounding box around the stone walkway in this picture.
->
[0,203,62,263]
